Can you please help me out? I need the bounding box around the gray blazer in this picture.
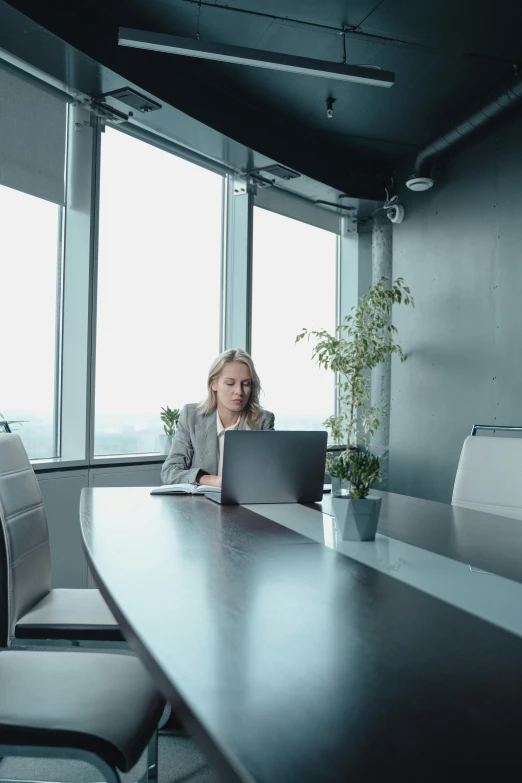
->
[161,402,275,485]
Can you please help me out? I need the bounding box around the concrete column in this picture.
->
[370,214,393,487]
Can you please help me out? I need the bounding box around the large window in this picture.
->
[0,185,62,459]
[251,208,337,432]
[94,129,224,456]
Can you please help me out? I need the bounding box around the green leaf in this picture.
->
[296,275,413,444]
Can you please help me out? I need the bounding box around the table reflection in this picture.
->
[247,501,522,640]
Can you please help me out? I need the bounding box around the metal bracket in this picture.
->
[344,215,358,235]
[233,177,258,196]
[74,118,89,132]
[233,181,247,195]
[248,171,276,188]
[72,97,132,126]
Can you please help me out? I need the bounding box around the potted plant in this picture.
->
[296,276,414,451]
[159,406,180,454]
[328,450,382,540]
[296,276,414,538]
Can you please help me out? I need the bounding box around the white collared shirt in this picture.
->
[217,414,241,477]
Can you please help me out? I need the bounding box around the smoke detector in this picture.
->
[406,175,434,191]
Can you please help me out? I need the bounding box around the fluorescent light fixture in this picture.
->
[118,28,395,88]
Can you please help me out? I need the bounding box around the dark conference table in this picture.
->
[80,488,522,782]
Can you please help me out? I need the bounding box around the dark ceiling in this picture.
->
[3,0,522,201]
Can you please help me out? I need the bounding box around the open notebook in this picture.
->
[150,483,221,496]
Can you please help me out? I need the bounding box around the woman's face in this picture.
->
[212,361,252,415]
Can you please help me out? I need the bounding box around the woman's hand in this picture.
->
[198,474,222,488]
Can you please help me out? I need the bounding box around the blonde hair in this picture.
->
[197,349,262,429]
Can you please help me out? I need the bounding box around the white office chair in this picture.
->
[0,433,122,644]
[452,425,522,520]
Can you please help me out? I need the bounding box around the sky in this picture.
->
[0,185,59,415]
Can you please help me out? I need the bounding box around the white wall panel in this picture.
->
[36,465,163,589]
[37,471,88,588]
[89,465,162,488]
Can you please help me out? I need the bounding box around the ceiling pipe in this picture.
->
[406,71,522,191]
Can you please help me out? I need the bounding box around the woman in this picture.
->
[161,348,275,486]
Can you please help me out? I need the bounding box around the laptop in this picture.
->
[206,430,328,505]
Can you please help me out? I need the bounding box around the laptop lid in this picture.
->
[219,430,328,504]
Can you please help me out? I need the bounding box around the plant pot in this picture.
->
[332,495,382,541]
[326,447,358,493]
[330,476,343,495]
[159,434,172,455]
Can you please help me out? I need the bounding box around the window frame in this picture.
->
[249,199,343,430]
[89,122,228,462]
[6,62,360,472]
[53,197,67,458]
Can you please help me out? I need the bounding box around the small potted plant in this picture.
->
[328,450,382,540]
[159,406,180,454]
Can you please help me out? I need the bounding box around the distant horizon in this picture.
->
[6,408,331,461]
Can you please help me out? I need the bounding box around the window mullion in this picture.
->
[59,107,100,462]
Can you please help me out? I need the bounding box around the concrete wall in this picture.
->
[358,227,373,297]
[389,113,522,503]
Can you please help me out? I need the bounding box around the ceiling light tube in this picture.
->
[118,28,395,88]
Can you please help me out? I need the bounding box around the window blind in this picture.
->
[0,65,67,205]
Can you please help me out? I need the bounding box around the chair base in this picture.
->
[0,744,120,783]
[10,638,129,651]
[0,730,158,783]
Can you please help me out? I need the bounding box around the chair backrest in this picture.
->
[452,432,522,520]
[0,434,52,641]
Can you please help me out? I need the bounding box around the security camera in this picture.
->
[386,204,405,223]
